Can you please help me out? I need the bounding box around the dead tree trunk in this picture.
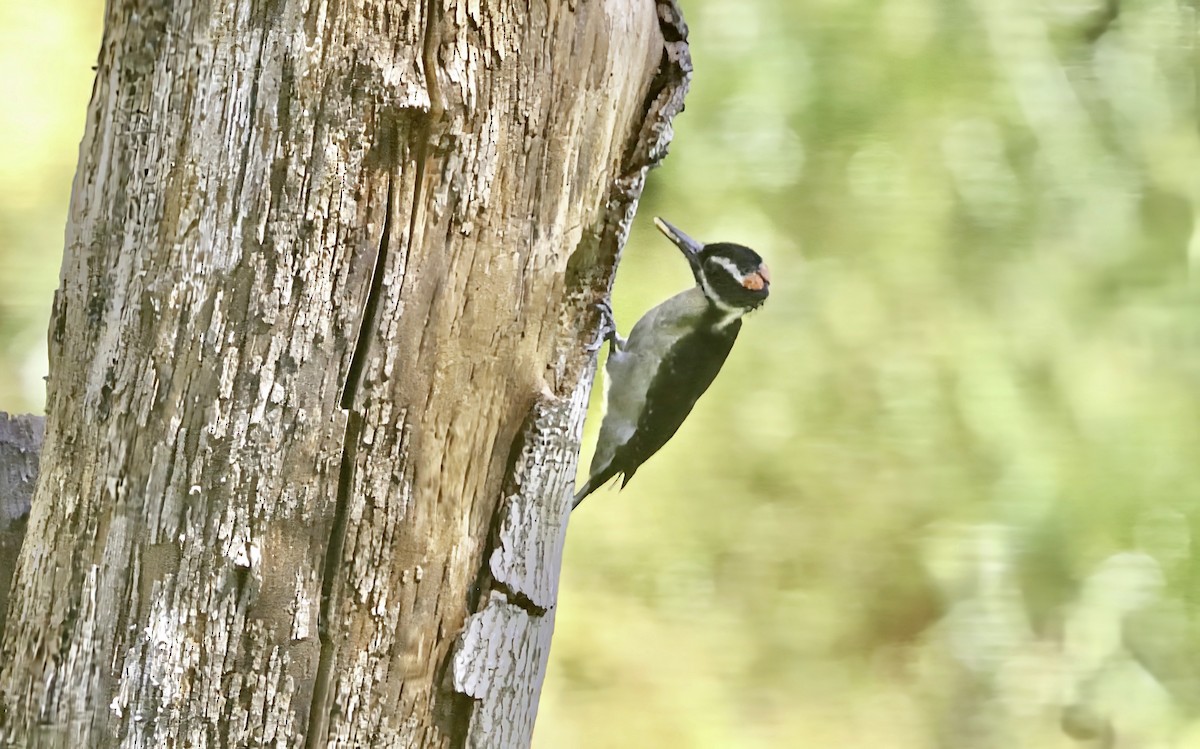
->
[0,0,689,746]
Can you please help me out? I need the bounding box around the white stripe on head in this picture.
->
[709,255,747,284]
[697,272,737,311]
[697,277,746,332]
[698,255,748,329]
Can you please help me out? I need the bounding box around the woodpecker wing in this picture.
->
[614,314,739,484]
[574,288,739,506]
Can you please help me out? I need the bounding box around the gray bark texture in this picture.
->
[0,0,690,746]
[0,414,44,648]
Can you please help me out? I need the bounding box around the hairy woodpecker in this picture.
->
[573,217,771,508]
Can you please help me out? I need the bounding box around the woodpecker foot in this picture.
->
[587,300,625,352]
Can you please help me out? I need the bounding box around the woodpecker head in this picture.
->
[654,217,771,314]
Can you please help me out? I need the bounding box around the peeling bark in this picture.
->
[0,0,689,746]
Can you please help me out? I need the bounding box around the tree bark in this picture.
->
[0,0,689,746]
[0,414,43,648]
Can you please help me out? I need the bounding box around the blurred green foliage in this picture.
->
[0,4,100,410]
[550,1,1200,747]
[6,0,1200,747]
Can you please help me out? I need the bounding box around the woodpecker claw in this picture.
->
[587,301,624,352]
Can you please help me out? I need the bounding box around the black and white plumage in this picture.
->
[573,217,771,509]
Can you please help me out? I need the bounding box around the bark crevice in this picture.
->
[307,410,363,748]
[340,173,396,409]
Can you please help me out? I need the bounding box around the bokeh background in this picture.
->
[4,0,1200,747]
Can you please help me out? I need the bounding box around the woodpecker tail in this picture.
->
[571,472,609,509]
[570,483,596,510]
[571,463,634,510]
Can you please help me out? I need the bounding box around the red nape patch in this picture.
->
[742,266,770,291]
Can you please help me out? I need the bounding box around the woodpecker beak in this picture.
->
[653,217,704,274]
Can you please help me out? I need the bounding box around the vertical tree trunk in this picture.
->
[0,1,689,746]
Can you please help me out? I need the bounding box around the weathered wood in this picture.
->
[0,413,43,647]
[0,0,689,746]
